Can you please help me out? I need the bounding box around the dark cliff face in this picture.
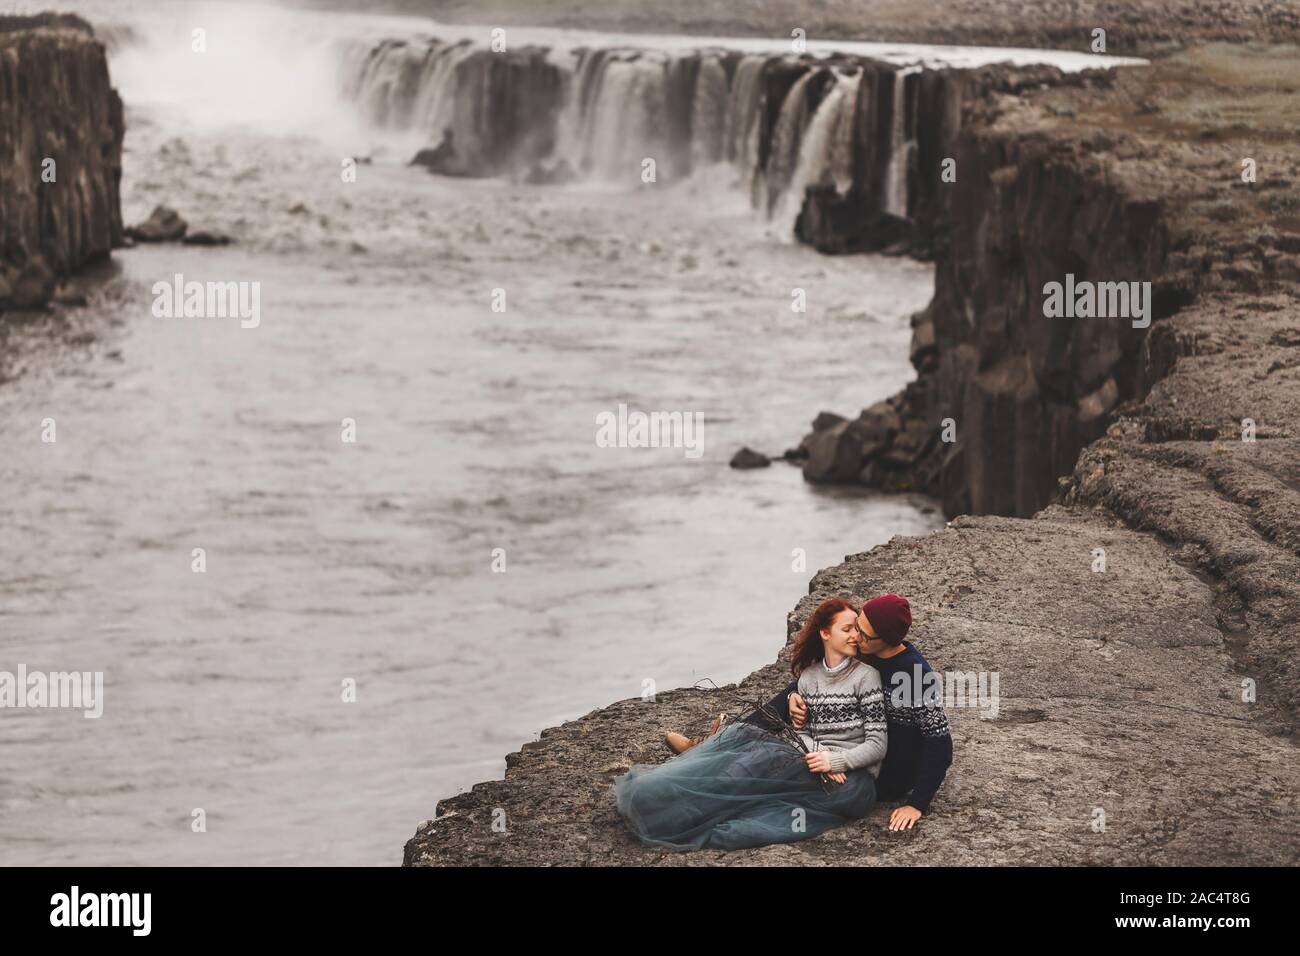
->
[801,51,1300,520]
[799,69,1175,515]
[0,20,124,309]
[909,130,1175,517]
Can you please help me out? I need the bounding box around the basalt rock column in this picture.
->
[0,15,123,308]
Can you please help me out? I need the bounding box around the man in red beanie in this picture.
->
[664,593,953,832]
[858,593,912,645]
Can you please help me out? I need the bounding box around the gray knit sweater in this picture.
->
[796,658,888,775]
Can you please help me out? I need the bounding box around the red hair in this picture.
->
[790,596,859,677]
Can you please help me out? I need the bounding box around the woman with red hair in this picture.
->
[614,596,886,850]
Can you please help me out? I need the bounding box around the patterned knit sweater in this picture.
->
[870,642,953,814]
[796,658,888,776]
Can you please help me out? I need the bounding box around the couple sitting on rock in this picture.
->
[614,594,953,851]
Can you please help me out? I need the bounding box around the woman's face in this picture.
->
[820,608,861,658]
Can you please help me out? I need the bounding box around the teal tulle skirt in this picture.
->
[614,722,876,851]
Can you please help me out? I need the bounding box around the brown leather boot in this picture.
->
[664,713,726,754]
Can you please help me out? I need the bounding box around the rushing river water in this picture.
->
[1,0,1146,865]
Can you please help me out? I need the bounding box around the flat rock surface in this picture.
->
[405,512,1300,865]
[391,1,1300,53]
[1068,292,1300,737]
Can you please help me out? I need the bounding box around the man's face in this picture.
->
[855,610,891,657]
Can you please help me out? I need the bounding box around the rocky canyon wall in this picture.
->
[797,54,1300,519]
[801,104,1188,517]
[0,14,123,309]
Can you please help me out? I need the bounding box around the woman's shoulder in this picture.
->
[848,659,884,691]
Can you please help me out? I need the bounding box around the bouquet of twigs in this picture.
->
[693,679,835,794]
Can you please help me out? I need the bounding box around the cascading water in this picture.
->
[690,54,729,167]
[334,34,923,239]
[577,53,672,181]
[407,41,479,143]
[334,27,1140,243]
[884,66,921,220]
[553,48,606,165]
[773,69,862,235]
[722,55,766,176]
[335,36,865,232]
[762,69,820,215]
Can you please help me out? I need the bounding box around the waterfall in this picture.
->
[722,55,767,196]
[557,49,611,164]
[691,55,729,167]
[341,39,421,129]
[334,31,950,245]
[407,41,479,142]
[575,53,671,181]
[763,69,819,213]
[773,70,861,233]
[335,35,568,174]
[884,66,920,219]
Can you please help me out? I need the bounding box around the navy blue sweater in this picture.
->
[766,642,953,814]
[867,642,953,814]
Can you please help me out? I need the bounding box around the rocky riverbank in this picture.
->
[404,43,1300,865]
[0,14,122,310]
[406,505,1300,865]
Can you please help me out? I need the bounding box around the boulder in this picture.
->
[857,400,903,446]
[729,447,771,469]
[810,411,847,432]
[52,281,88,306]
[126,205,187,242]
[181,229,234,246]
[802,416,872,483]
[409,131,466,177]
[9,257,55,309]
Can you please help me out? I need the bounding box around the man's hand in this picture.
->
[804,751,832,774]
[827,771,847,784]
[888,806,923,831]
[789,692,807,729]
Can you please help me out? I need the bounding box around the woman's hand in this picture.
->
[804,751,833,774]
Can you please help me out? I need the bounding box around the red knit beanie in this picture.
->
[863,594,911,646]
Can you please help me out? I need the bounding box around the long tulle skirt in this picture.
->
[614,722,876,851]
